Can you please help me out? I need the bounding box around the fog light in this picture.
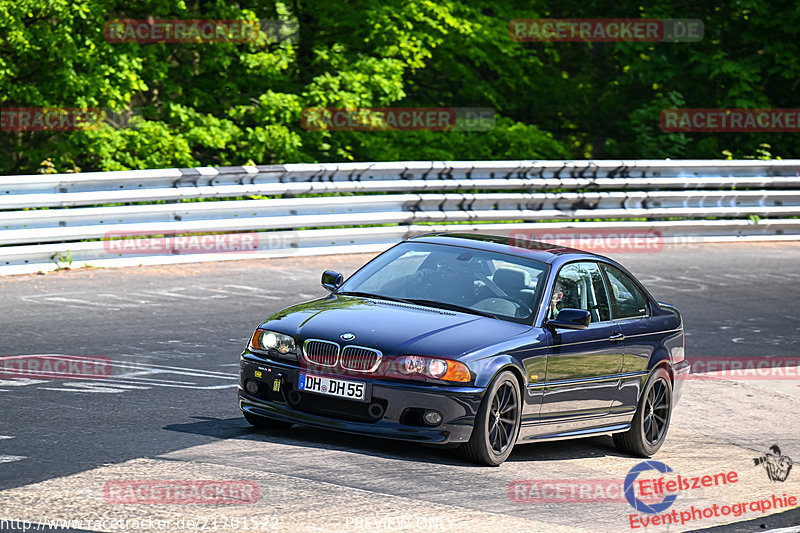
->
[287,390,302,405]
[368,402,386,419]
[423,410,442,425]
[244,379,259,395]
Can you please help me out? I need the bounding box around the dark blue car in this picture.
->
[239,233,689,465]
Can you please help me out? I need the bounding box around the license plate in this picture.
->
[298,373,366,401]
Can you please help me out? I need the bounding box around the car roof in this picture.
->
[407,232,610,265]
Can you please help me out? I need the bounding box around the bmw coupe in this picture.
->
[239,233,688,466]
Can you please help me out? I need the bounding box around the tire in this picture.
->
[460,370,522,466]
[243,411,293,430]
[613,367,672,457]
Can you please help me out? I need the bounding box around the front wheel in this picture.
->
[460,370,521,466]
[613,367,673,457]
[243,411,293,430]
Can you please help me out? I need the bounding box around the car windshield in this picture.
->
[338,241,549,323]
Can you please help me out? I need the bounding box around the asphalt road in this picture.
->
[1,242,799,532]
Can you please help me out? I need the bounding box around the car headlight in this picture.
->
[394,355,471,382]
[250,329,297,359]
[427,359,448,379]
[399,355,426,375]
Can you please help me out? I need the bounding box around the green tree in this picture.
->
[2,0,798,175]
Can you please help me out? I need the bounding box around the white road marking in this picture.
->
[19,283,293,309]
[213,284,284,299]
[39,382,151,393]
[0,356,237,394]
[107,359,237,377]
[40,379,236,392]
[0,379,48,387]
[137,288,226,300]
[95,293,144,306]
[1,436,26,465]
[220,284,261,292]
[31,295,137,310]
[31,296,101,305]
[639,270,800,295]
[674,276,708,290]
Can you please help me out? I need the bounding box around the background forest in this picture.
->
[1,0,798,174]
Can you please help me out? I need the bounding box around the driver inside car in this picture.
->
[549,281,565,318]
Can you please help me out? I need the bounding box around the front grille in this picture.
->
[303,339,339,367]
[288,391,387,423]
[341,345,382,372]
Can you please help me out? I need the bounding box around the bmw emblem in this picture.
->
[340,333,355,341]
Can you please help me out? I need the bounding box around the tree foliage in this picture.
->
[1,0,798,174]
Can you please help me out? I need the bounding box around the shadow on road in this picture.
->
[165,415,630,466]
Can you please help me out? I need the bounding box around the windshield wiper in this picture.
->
[336,291,414,304]
[338,292,500,319]
[404,299,499,319]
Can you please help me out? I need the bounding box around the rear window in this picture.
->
[601,265,649,319]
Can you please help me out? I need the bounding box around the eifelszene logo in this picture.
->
[624,461,678,514]
[754,445,793,482]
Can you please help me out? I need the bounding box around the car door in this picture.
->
[540,261,624,422]
[600,263,656,416]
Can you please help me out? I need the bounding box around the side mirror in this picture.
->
[546,308,591,330]
[321,270,344,292]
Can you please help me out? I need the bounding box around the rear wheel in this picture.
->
[613,367,672,457]
[460,370,521,466]
[243,411,293,430]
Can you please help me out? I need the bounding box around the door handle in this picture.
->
[609,332,625,343]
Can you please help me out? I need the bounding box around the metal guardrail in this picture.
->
[2,160,800,275]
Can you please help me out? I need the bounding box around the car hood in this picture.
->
[260,295,532,358]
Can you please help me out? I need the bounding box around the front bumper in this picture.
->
[239,353,484,444]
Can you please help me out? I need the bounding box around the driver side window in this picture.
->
[549,262,611,323]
